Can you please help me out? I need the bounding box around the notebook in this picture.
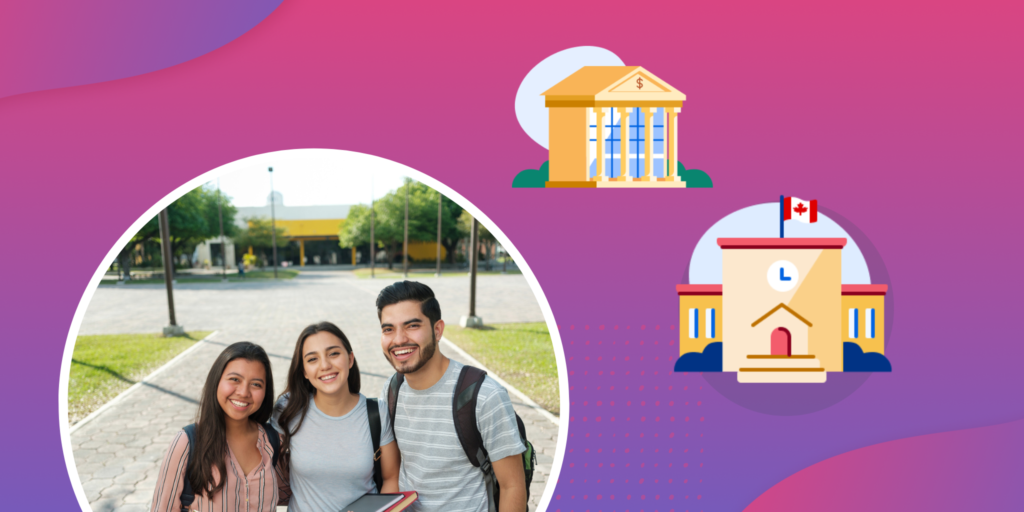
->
[341,491,418,512]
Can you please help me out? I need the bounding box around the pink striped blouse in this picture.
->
[151,424,286,512]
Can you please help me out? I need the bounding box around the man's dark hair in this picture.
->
[376,281,442,328]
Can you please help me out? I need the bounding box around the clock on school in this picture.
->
[675,238,892,383]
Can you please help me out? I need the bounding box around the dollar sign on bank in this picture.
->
[637,77,644,89]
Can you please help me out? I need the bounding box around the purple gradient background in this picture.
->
[0,0,281,99]
[1,0,1022,509]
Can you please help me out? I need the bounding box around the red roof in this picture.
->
[677,285,723,296]
[717,238,847,249]
[841,284,888,295]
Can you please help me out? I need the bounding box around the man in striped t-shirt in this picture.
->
[376,281,527,512]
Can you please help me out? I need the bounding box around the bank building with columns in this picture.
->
[542,66,687,188]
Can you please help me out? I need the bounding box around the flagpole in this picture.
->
[780,195,785,239]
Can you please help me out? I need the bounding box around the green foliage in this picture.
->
[117,185,240,274]
[459,211,494,242]
[233,216,290,251]
[338,180,468,262]
[512,161,549,188]
[676,162,713,188]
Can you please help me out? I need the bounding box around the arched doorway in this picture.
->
[771,327,792,356]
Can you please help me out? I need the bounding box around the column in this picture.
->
[663,107,681,181]
[299,239,305,266]
[642,107,654,181]
[615,107,632,181]
[593,108,606,181]
[586,107,593,181]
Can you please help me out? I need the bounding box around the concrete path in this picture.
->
[70,271,556,511]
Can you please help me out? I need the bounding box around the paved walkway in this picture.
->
[71,271,555,511]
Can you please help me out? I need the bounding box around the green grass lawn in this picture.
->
[100,269,298,284]
[352,267,522,279]
[443,322,558,415]
[68,331,211,424]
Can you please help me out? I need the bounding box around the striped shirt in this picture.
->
[379,360,525,512]
[151,424,283,512]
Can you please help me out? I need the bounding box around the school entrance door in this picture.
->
[771,327,792,356]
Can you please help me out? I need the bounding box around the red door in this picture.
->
[771,327,792,356]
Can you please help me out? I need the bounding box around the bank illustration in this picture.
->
[675,198,892,383]
[512,48,712,188]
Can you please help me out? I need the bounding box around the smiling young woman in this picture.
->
[150,342,285,512]
[273,321,400,510]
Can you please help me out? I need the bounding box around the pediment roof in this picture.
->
[542,66,685,106]
[751,303,813,327]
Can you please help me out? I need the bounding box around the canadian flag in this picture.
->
[783,197,818,223]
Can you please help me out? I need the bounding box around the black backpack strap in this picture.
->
[452,366,489,468]
[180,424,197,510]
[262,421,281,469]
[386,372,404,437]
[452,366,498,512]
[366,397,384,493]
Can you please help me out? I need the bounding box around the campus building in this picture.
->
[541,66,686,188]
[195,192,446,268]
[677,238,889,383]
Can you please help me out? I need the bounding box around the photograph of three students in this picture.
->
[67,162,560,512]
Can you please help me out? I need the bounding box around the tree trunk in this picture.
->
[118,252,133,281]
[443,239,459,266]
[388,241,396,270]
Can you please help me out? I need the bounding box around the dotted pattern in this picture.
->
[552,323,706,512]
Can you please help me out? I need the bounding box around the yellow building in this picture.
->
[841,285,887,355]
[676,238,891,383]
[542,66,687,188]
[196,193,446,268]
[677,285,723,356]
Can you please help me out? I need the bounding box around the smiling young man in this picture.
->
[377,281,527,512]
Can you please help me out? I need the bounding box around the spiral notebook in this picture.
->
[341,490,418,512]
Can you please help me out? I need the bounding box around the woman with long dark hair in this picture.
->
[150,342,284,512]
[274,321,400,511]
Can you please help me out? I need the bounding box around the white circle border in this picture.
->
[57,149,569,511]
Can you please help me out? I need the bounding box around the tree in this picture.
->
[338,181,467,267]
[116,185,239,279]
[459,212,496,270]
[233,217,289,266]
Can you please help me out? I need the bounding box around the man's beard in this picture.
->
[388,331,437,374]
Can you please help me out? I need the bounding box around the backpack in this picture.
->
[387,366,536,512]
[179,421,281,511]
[179,397,385,510]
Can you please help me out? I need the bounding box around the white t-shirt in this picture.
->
[273,393,394,512]
[379,360,526,512]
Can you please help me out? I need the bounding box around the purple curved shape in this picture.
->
[746,419,1024,511]
[0,0,282,100]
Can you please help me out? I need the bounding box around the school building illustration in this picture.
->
[675,238,891,383]
[541,66,687,188]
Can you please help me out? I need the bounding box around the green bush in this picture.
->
[676,162,713,188]
[512,161,549,188]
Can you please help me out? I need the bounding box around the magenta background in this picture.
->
[1,0,1022,509]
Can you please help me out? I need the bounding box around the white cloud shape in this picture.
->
[514,47,624,149]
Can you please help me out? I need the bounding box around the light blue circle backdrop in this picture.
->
[514,46,624,149]
[688,203,871,285]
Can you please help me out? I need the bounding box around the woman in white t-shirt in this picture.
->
[273,322,400,511]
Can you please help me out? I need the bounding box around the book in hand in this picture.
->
[341,491,418,512]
